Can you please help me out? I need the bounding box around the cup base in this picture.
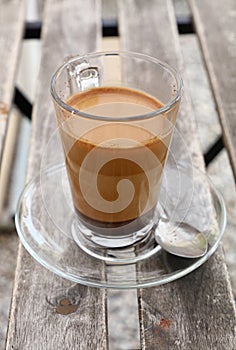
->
[71,219,161,264]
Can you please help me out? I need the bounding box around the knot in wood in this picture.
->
[55,297,79,315]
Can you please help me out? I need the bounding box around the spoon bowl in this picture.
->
[154,217,208,258]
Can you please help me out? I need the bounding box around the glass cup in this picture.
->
[51,51,183,260]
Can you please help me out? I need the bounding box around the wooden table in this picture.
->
[1,0,236,349]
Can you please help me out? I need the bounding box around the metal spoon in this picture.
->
[154,217,208,258]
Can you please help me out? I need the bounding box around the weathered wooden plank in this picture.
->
[138,250,236,350]
[0,0,26,207]
[189,0,236,180]
[119,0,236,349]
[0,231,18,349]
[6,1,107,349]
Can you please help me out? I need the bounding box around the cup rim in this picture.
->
[50,50,184,121]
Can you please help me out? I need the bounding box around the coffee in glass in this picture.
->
[51,51,183,257]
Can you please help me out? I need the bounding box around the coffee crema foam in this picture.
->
[63,86,170,224]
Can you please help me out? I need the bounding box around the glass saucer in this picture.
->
[15,161,226,289]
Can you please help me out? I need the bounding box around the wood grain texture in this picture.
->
[0,0,25,169]
[0,231,18,349]
[6,1,107,349]
[189,0,236,180]
[119,0,236,349]
[138,251,236,350]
